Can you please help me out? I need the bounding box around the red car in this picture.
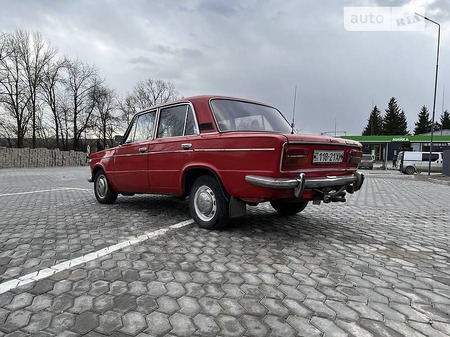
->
[88,95,364,229]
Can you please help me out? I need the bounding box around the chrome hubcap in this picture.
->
[97,175,107,198]
[194,186,216,221]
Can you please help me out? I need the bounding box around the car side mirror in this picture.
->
[114,135,124,145]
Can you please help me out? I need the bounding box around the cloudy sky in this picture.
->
[2,0,450,135]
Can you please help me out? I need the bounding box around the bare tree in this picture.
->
[41,58,66,149]
[0,113,15,147]
[91,85,119,148]
[0,31,32,148]
[33,103,47,147]
[119,78,178,128]
[62,58,102,150]
[118,95,139,127]
[17,30,57,148]
[58,98,72,151]
[0,31,10,62]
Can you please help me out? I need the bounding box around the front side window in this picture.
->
[157,105,198,138]
[210,99,292,133]
[125,111,156,143]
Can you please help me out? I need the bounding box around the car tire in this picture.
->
[405,166,415,175]
[270,199,308,216]
[94,170,118,204]
[189,175,230,230]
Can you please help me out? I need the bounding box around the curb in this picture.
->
[414,174,450,186]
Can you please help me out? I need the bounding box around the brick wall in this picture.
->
[0,148,88,168]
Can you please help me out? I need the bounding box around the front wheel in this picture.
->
[94,171,118,204]
[189,175,230,229]
[270,199,308,216]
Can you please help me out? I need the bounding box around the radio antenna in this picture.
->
[291,85,297,134]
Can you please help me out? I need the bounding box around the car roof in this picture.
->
[137,95,273,114]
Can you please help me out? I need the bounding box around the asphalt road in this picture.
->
[0,167,449,336]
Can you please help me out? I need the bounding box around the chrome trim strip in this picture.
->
[286,140,360,148]
[147,150,194,155]
[245,175,299,189]
[304,175,359,188]
[245,174,360,189]
[113,147,271,157]
[194,148,275,152]
[199,131,220,135]
[113,149,195,158]
[112,153,147,158]
[282,168,356,173]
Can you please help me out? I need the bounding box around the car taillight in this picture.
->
[348,150,363,165]
[284,148,309,166]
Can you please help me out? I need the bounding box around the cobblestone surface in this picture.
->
[0,167,449,336]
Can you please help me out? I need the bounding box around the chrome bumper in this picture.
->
[245,172,364,197]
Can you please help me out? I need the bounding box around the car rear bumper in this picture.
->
[245,172,364,197]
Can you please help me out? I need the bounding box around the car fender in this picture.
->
[90,160,120,191]
[181,162,230,197]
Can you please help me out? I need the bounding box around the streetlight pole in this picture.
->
[415,12,440,176]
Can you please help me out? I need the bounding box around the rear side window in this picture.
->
[157,105,198,138]
[422,153,439,162]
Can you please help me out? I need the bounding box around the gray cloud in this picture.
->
[1,0,450,135]
[197,0,241,17]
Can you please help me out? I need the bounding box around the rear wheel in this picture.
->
[189,175,230,229]
[405,166,415,175]
[94,170,118,204]
[270,199,308,215]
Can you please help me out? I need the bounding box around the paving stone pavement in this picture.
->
[0,167,449,336]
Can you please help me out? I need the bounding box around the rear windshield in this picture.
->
[362,155,373,161]
[210,99,292,133]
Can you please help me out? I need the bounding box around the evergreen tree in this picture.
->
[433,122,442,131]
[413,105,431,135]
[383,97,409,135]
[362,105,383,135]
[398,110,409,135]
[440,110,450,130]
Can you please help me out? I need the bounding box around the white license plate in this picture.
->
[313,150,344,164]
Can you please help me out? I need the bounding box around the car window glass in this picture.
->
[210,99,292,133]
[125,111,155,143]
[184,106,197,135]
[157,105,191,138]
[423,153,439,161]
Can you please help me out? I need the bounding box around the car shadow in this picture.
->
[110,195,376,247]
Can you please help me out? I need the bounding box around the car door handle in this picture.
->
[139,147,147,153]
[181,143,192,149]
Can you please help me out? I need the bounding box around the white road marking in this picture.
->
[0,219,194,294]
[0,187,90,197]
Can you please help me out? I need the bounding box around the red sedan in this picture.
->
[88,95,364,229]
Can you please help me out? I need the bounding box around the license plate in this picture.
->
[313,150,344,164]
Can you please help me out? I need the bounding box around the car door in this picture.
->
[112,111,156,192]
[418,152,442,173]
[431,153,442,173]
[148,104,198,194]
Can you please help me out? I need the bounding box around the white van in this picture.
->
[397,151,443,175]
